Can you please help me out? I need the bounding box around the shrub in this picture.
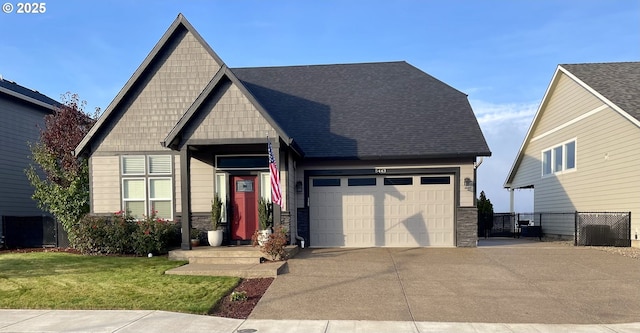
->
[74,211,178,256]
[131,214,177,256]
[252,224,289,261]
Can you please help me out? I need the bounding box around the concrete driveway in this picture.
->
[250,239,640,324]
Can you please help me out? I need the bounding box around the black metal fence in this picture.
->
[575,212,631,247]
[1,215,69,248]
[486,211,631,247]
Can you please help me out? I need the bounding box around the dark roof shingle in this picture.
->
[232,61,490,159]
[0,77,59,108]
[561,62,640,121]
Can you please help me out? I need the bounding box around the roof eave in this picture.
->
[0,86,56,113]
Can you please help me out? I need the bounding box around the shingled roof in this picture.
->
[560,62,640,121]
[0,77,58,111]
[232,61,491,159]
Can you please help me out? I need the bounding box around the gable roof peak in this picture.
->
[75,12,227,157]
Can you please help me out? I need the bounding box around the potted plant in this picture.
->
[208,194,224,247]
[257,197,273,246]
[190,228,200,247]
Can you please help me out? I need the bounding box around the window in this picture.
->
[215,173,227,222]
[260,173,271,200]
[542,139,576,176]
[348,178,376,186]
[121,155,173,220]
[542,150,552,176]
[312,178,341,187]
[384,177,413,186]
[420,176,450,185]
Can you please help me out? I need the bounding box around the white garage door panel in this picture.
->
[310,175,454,247]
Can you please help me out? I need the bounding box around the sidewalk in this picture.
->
[2,310,640,333]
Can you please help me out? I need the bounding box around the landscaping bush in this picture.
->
[75,212,178,255]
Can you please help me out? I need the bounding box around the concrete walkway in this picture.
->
[2,310,640,332]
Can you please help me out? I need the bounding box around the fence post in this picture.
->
[573,210,578,246]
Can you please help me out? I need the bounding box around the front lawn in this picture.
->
[0,252,239,314]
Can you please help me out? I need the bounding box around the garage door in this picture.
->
[309,175,454,247]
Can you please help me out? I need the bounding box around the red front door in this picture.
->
[231,175,259,240]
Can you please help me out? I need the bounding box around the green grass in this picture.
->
[0,252,240,314]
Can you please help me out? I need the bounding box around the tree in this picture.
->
[477,191,494,238]
[26,92,97,244]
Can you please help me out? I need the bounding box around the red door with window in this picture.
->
[231,175,259,240]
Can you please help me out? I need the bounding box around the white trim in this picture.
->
[541,138,577,178]
[122,177,147,218]
[531,105,607,142]
[121,155,146,175]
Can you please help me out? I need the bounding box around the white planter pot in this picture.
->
[207,229,223,247]
[257,229,272,246]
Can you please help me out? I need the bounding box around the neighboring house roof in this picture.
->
[504,61,640,187]
[231,62,491,159]
[560,62,640,122]
[0,77,58,111]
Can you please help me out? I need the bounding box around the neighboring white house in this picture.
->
[504,62,640,246]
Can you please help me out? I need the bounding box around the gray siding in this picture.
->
[94,28,220,154]
[88,27,219,217]
[89,156,120,214]
[190,157,213,213]
[183,82,277,141]
[0,97,49,216]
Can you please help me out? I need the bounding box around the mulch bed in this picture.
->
[0,247,82,255]
[209,278,273,319]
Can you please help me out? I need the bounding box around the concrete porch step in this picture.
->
[164,261,288,278]
[189,256,261,265]
[165,245,299,278]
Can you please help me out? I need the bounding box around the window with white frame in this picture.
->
[215,173,227,222]
[542,139,576,176]
[121,155,173,220]
[260,172,271,201]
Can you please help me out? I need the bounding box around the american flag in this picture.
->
[268,139,282,206]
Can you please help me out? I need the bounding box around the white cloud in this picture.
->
[471,100,539,212]
[470,100,538,134]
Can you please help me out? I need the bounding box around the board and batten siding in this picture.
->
[190,157,213,213]
[510,71,640,236]
[89,156,121,214]
[0,97,49,216]
[94,28,220,154]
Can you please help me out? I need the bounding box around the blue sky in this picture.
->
[1,0,638,211]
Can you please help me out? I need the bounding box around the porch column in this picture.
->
[509,188,515,214]
[180,147,192,250]
[273,140,281,226]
